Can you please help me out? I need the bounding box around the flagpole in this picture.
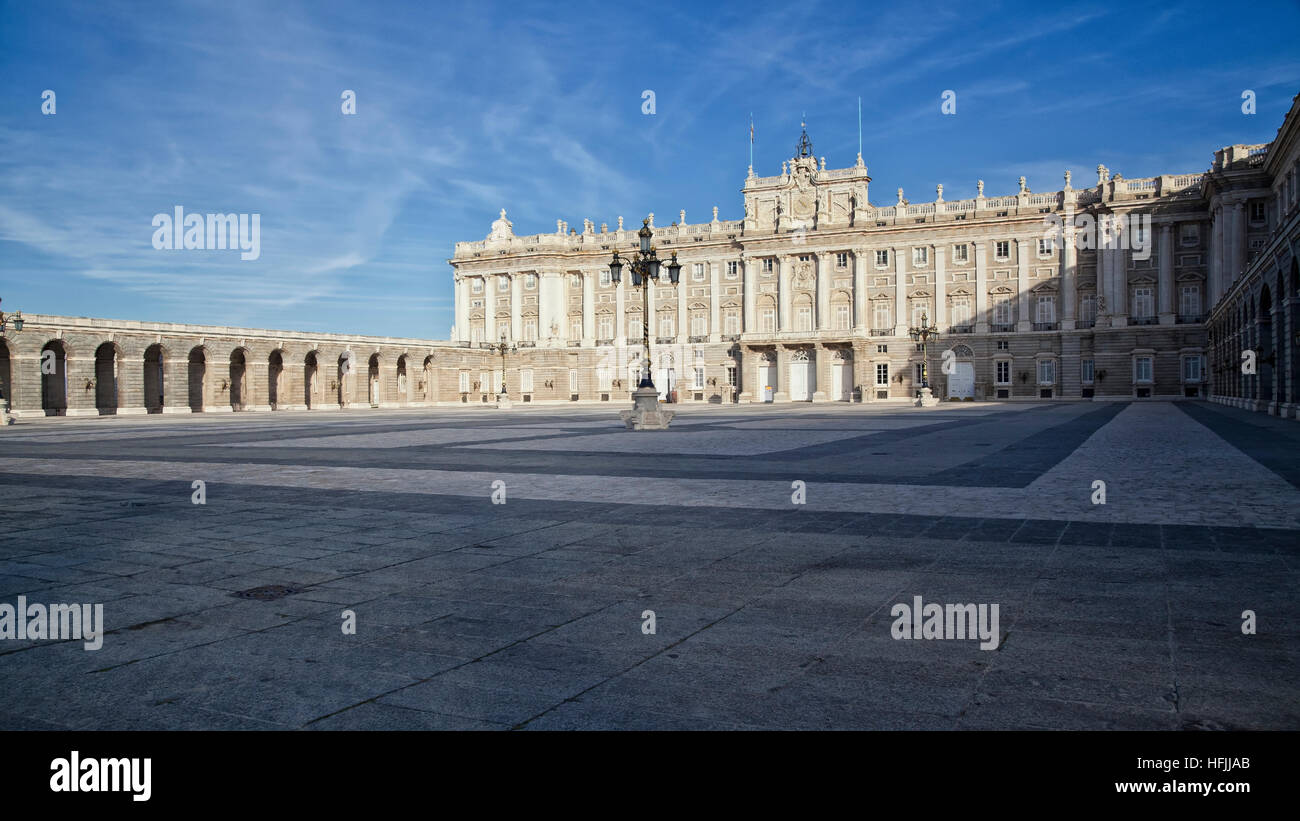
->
[857,96,862,158]
[749,112,754,172]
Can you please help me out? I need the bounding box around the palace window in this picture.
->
[726,261,740,278]
[952,244,969,263]
[569,317,582,339]
[835,304,850,330]
[796,304,813,332]
[995,241,1010,260]
[659,313,675,337]
[693,263,706,282]
[499,276,509,292]
[1038,238,1053,256]
[523,317,537,340]
[525,274,537,289]
[598,315,613,339]
[598,367,612,392]
[724,310,740,335]
[1134,356,1153,383]
[875,250,889,267]
[873,303,891,330]
[691,312,708,336]
[763,258,775,273]
[458,372,470,392]
[1249,200,1265,223]
[1180,224,1199,246]
[629,318,642,339]
[997,340,1009,350]
[912,247,928,266]
[911,299,928,327]
[1179,285,1201,317]
[951,296,971,328]
[876,363,889,385]
[1037,359,1056,385]
[600,269,611,286]
[693,366,705,389]
[569,369,579,394]
[1132,286,1154,319]
[570,273,581,288]
[992,296,1013,325]
[1080,293,1097,325]
[876,344,888,354]
[760,307,775,333]
[1036,294,1056,324]
[471,279,483,294]
[1182,355,1203,382]
[480,371,489,393]
[520,369,534,393]
[1081,358,1094,383]
[836,252,848,268]
[727,366,738,388]
[995,360,1010,384]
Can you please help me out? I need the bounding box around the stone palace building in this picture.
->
[2,97,1298,419]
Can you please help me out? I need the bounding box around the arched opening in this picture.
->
[368,354,382,407]
[1259,286,1273,404]
[41,340,68,416]
[338,352,355,407]
[422,356,434,402]
[0,339,11,418]
[789,348,813,401]
[229,349,248,411]
[268,349,284,410]
[144,344,165,413]
[94,342,120,415]
[304,351,319,409]
[396,355,409,405]
[945,344,976,400]
[188,347,206,412]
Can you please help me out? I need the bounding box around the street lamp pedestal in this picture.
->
[620,386,674,430]
[496,391,512,410]
[914,386,941,407]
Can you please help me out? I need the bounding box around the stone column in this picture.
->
[933,245,947,332]
[778,256,792,331]
[816,252,830,330]
[454,277,468,343]
[676,269,687,343]
[1061,215,1077,329]
[1112,226,1128,327]
[774,346,790,402]
[893,247,908,337]
[540,271,563,343]
[582,271,595,345]
[615,274,627,346]
[743,257,757,332]
[709,262,721,342]
[854,249,867,331]
[975,241,989,333]
[163,353,191,413]
[7,354,42,418]
[1158,224,1175,324]
[65,355,97,416]
[1016,238,1032,331]
[1231,201,1247,289]
[510,275,522,341]
[1211,206,1223,303]
[483,277,495,343]
[117,352,147,415]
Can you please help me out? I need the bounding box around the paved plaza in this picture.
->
[0,400,1296,730]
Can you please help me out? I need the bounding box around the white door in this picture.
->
[947,362,975,399]
[790,360,810,401]
[833,363,852,401]
[759,364,774,402]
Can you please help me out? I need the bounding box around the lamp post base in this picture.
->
[620,386,674,430]
[914,386,941,407]
[496,392,512,409]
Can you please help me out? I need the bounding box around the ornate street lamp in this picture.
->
[609,218,681,429]
[908,311,941,406]
[0,297,23,336]
[485,329,517,408]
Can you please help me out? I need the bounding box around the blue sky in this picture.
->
[1,0,1297,339]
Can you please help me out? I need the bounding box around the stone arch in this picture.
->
[304,350,319,409]
[367,352,382,406]
[396,354,410,404]
[422,355,435,402]
[94,341,122,415]
[0,338,11,417]
[229,347,250,411]
[268,348,285,410]
[144,343,166,413]
[188,346,207,412]
[338,351,356,407]
[949,343,975,358]
[41,339,69,416]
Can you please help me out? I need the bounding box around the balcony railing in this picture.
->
[722,334,741,342]
[1128,316,1158,326]
[567,340,582,346]
[1176,313,1204,324]
[949,325,974,334]
[656,336,675,344]
[597,338,614,346]
[1077,319,1096,329]
[870,327,893,336]
[1032,322,1059,331]
[991,323,1015,333]
[688,335,708,343]
[518,341,536,348]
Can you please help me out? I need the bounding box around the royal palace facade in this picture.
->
[2,98,1298,419]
